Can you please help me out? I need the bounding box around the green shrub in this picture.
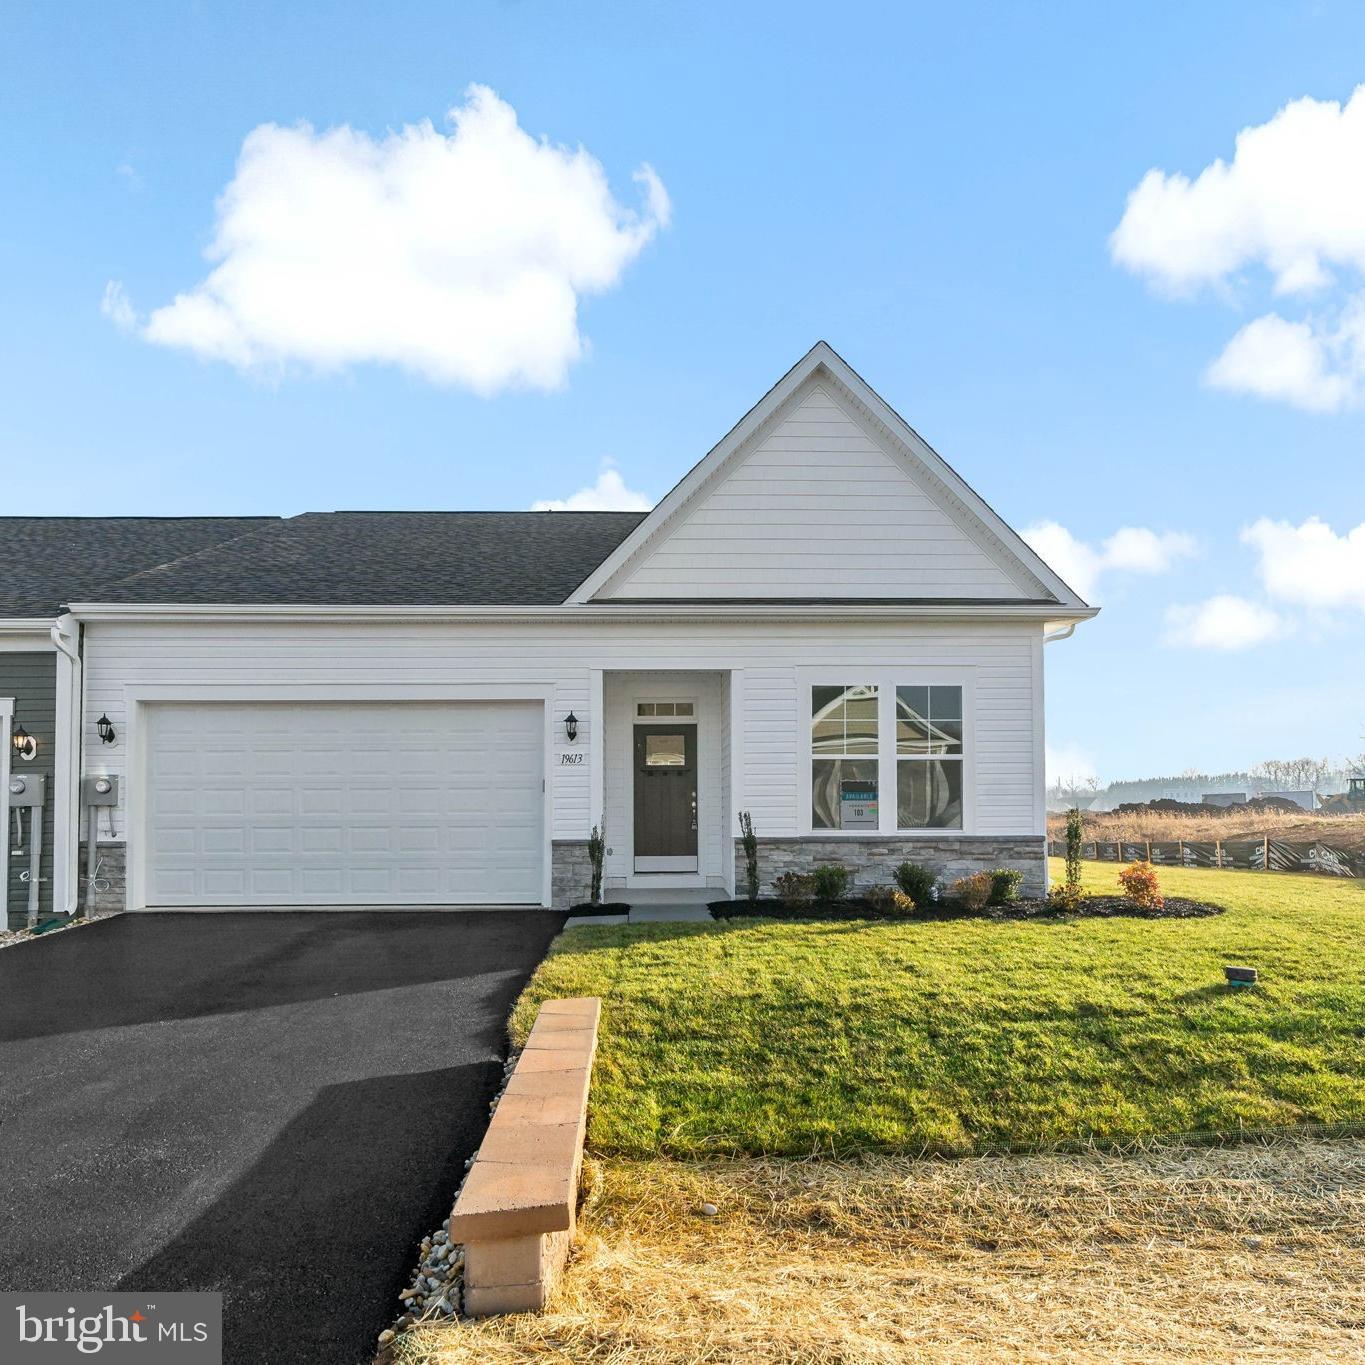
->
[738,810,759,902]
[894,861,937,906]
[1065,807,1084,896]
[810,864,852,902]
[948,871,993,912]
[866,884,916,917]
[587,824,606,904]
[988,868,1024,906]
[774,871,816,909]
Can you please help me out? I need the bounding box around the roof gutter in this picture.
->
[66,601,1102,626]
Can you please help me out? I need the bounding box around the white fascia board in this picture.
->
[0,618,56,649]
[66,601,1099,625]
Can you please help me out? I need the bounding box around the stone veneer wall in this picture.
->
[737,835,1048,899]
[77,840,127,916]
[550,840,593,909]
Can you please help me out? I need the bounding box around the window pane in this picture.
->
[812,758,878,829]
[811,684,878,756]
[929,686,962,721]
[637,702,655,716]
[645,734,687,767]
[925,719,963,755]
[898,759,963,829]
[897,686,929,722]
[675,702,695,716]
[896,716,929,754]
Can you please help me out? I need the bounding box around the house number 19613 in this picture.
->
[559,752,585,765]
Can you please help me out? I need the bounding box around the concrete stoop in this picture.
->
[448,996,600,1315]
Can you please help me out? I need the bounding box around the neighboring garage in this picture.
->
[143,700,546,906]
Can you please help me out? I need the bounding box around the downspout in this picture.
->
[50,612,82,916]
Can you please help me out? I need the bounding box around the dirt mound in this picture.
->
[1113,796,1304,817]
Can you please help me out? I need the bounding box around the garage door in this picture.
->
[144,701,545,906]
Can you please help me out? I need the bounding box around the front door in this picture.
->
[633,725,698,872]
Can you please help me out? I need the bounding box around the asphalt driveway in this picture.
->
[0,909,565,1364]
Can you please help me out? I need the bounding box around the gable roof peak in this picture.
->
[567,342,1091,612]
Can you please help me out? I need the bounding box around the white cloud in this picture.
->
[1112,85,1365,410]
[100,280,136,332]
[116,84,670,392]
[1164,594,1285,650]
[1204,312,1359,412]
[1021,521,1195,602]
[531,460,652,512]
[1241,516,1365,611]
[1112,86,1365,295]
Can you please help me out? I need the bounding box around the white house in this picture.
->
[16,342,1095,915]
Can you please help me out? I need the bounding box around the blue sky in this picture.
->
[3,1,1365,783]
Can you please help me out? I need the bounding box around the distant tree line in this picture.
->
[1049,753,1365,812]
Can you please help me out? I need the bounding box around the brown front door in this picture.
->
[633,726,698,870]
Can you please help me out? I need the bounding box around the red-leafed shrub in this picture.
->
[1118,861,1164,910]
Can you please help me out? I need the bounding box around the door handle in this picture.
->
[690,790,697,831]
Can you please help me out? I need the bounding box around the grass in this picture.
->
[406,1138,1365,1363]
[510,861,1365,1157]
[1049,806,1365,852]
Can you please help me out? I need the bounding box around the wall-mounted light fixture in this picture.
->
[97,713,117,745]
[564,711,579,743]
[11,723,37,761]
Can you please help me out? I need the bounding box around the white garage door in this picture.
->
[144,701,545,906]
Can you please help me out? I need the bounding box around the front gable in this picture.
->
[572,343,1086,607]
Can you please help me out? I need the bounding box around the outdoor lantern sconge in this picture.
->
[564,711,579,743]
[97,713,116,745]
[11,723,37,761]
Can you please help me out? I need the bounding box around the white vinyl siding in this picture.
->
[601,382,1029,601]
[84,616,1042,885]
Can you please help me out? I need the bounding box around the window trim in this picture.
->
[798,669,975,837]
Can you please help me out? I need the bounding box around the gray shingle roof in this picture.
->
[0,517,280,618]
[81,511,649,606]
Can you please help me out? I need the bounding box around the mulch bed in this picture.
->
[568,902,632,916]
[709,895,1224,922]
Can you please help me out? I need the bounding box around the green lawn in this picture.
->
[511,861,1365,1157]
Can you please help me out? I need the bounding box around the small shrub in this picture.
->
[948,871,993,912]
[894,861,937,906]
[866,884,916,917]
[587,823,606,904]
[1048,881,1088,912]
[774,871,816,909]
[1118,861,1164,910]
[988,868,1024,906]
[738,810,759,902]
[810,864,852,902]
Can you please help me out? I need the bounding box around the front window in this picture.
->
[896,685,963,828]
[808,680,966,832]
[811,684,879,829]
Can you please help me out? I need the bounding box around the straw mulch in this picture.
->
[400,1137,1364,1364]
